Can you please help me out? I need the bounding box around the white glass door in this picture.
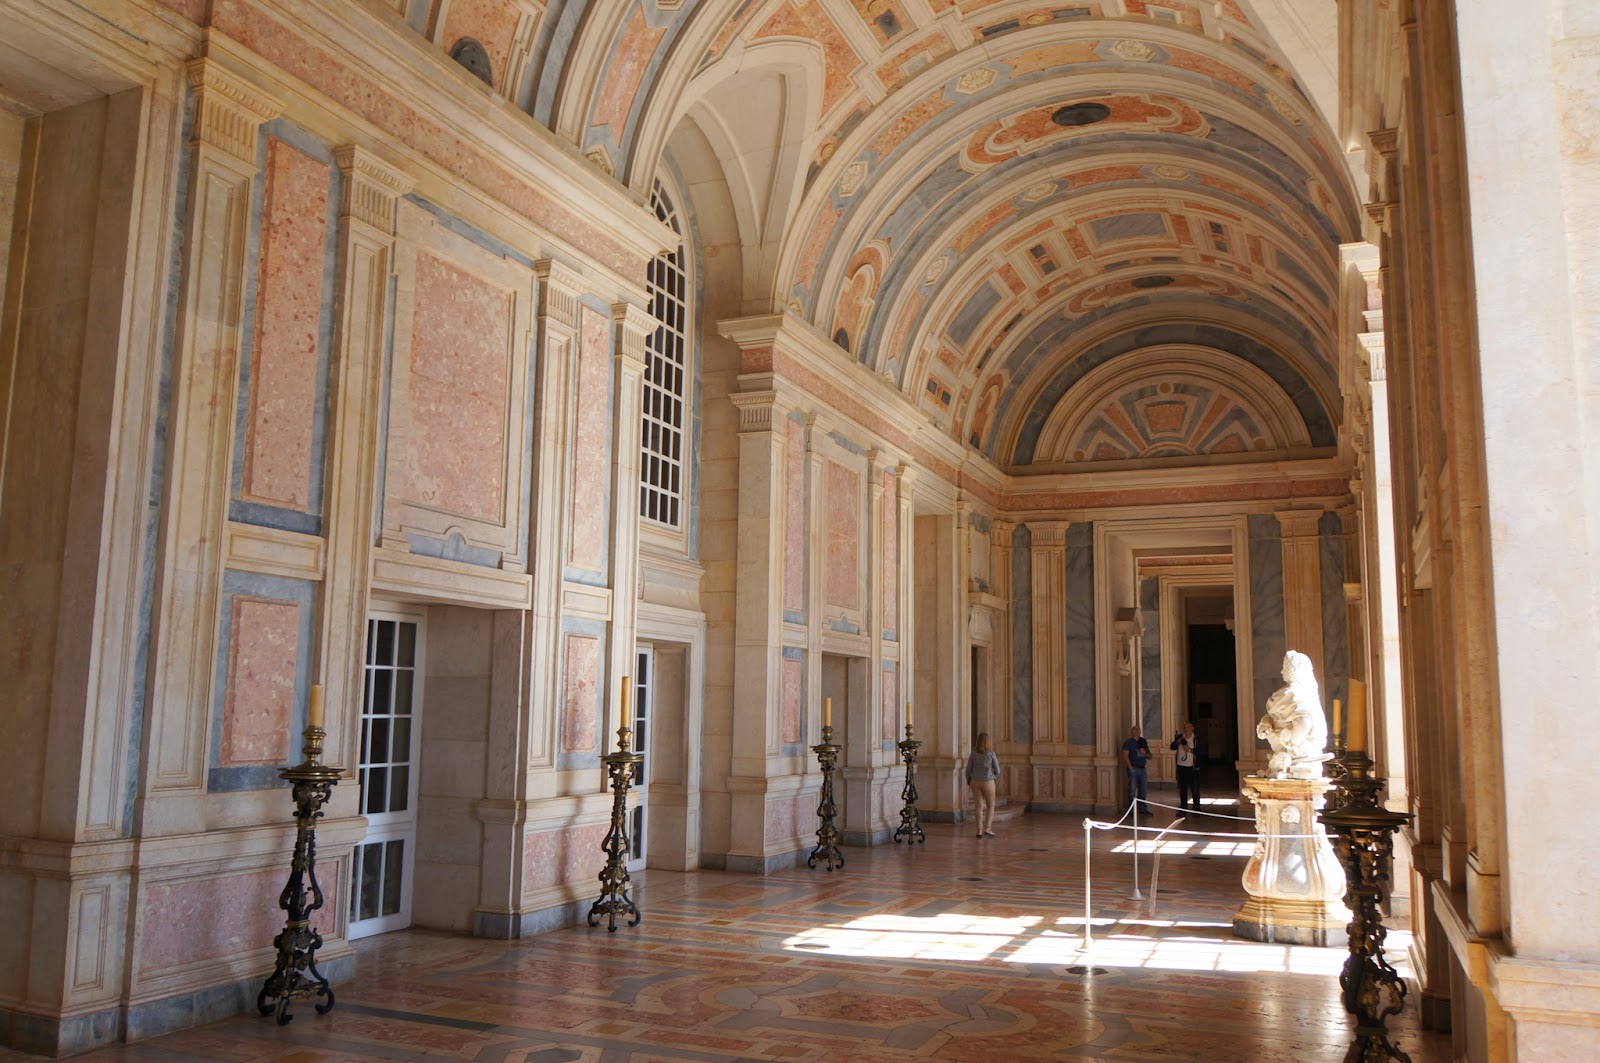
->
[628,652,651,871]
[348,614,422,939]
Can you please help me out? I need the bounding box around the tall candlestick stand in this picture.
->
[893,723,925,844]
[588,724,643,931]
[1320,746,1414,1062]
[807,724,844,870]
[257,723,340,1025]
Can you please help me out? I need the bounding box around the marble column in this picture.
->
[318,146,409,766]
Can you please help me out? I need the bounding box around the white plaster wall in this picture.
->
[1456,1,1600,967]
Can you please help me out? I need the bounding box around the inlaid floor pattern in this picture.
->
[7,803,1450,1062]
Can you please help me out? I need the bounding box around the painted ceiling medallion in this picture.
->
[957,67,997,94]
[1051,101,1112,127]
[1267,90,1303,125]
[922,255,951,286]
[1153,164,1191,180]
[839,158,869,197]
[1022,181,1056,202]
[1110,39,1157,63]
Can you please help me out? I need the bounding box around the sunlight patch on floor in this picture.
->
[783,914,1417,979]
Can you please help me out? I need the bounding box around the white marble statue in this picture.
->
[1256,650,1332,779]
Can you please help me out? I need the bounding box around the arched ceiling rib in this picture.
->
[540,0,1361,474]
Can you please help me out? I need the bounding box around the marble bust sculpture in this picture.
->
[1256,650,1332,779]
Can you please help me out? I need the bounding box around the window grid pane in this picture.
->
[641,179,687,532]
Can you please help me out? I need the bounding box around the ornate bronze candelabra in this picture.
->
[257,721,340,1025]
[588,723,643,931]
[1320,746,1414,1062]
[807,723,844,870]
[893,723,925,844]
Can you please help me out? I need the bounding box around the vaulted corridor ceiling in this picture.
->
[533,1,1358,475]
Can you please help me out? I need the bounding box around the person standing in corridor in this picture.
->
[1122,724,1152,818]
[966,733,1000,837]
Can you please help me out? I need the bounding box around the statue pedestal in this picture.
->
[1233,775,1348,946]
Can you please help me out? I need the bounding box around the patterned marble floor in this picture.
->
[6,801,1450,1062]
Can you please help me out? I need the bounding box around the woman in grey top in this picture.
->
[966,732,1000,837]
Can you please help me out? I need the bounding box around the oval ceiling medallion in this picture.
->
[1051,101,1112,127]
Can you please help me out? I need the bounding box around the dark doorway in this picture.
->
[1187,623,1239,794]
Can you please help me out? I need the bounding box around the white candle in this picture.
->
[824,697,832,728]
[906,700,912,728]
[307,684,324,731]
[1332,697,1343,740]
[1346,680,1367,751]
[620,676,631,730]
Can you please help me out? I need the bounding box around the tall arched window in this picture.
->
[641,179,688,530]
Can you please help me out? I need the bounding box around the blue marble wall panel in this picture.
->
[1319,510,1350,711]
[1140,575,1162,736]
[1248,514,1287,737]
[1011,524,1033,743]
[1066,523,1095,746]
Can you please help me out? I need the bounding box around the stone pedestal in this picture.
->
[1233,775,1348,946]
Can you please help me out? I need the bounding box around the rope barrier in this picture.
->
[1077,794,1338,954]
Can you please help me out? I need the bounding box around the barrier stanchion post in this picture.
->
[1082,818,1093,949]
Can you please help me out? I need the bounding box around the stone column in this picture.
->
[1277,509,1327,685]
[1029,522,1069,746]
[144,59,279,817]
[608,303,653,729]
[318,146,409,769]
[726,387,792,870]
[992,520,1016,749]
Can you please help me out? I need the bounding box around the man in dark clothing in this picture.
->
[1121,724,1152,817]
[1170,720,1205,813]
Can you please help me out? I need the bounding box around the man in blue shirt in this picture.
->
[1121,724,1153,818]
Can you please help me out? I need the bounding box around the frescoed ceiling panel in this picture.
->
[536,0,1359,474]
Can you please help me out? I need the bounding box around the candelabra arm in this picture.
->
[893,726,925,844]
[807,725,845,871]
[588,726,643,931]
[258,726,341,1025]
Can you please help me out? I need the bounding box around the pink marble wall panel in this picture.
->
[401,251,510,522]
[763,791,811,842]
[561,634,599,754]
[590,5,668,142]
[221,596,298,767]
[881,470,898,635]
[824,461,860,610]
[781,656,802,745]
[523,822,610,890]
[782,418,804,614]
[243,139,328,511]
[568,306,612,571]
[440,0,521,91]
[881,667,896,742]
[140,861,338,971]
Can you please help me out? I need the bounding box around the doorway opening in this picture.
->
[1185,606,1239,798]
[349,612,423,939]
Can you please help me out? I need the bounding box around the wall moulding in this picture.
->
[370,547,533,610]
[223,522,326,581]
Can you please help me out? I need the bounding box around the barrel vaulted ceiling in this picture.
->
[528,1,1359,475]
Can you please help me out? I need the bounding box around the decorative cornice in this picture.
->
[612,301,657,365]
[334,145,410,234]
[729,391,782,434]
[534,259,584,328]
[185,59,278,164]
